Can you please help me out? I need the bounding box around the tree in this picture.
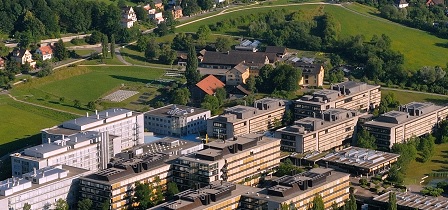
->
[73,99,81,108]
[387,165,404,184]
[78,198,93,210]
[87,31,104,44]
[87,101,96,110]
[331,202,339,210]
[59,97,65,103]
[133,182,152,209]
[388,192,397,210]
[246,75,256,92]
[166,182,180,201]
[110,34,115,59]
[155,22,169,36]
[215,36,232,52]
[23,203,31,210]
[54,198,68,210]
[101,34,109,58]
[172,88,191,105]
[282,109,294,126]
[172,33,193,51]
[419,135,435,162]
[345,188,357,210]
[275,159,303,176]
[215,87,226,106]
[201,95,220,115]
[0,43,9,57]
[54,39,67,61]
[311,195,325,210]
[185,44,201,86]
[356,129,377,150]
[159,44,177,65]
[101,199,110,210]
[154,101,165,108]
[196,25,211,40]
[145,38,160,61]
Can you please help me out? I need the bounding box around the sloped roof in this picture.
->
[232,62,249,74]
[291,62,323,75]
[173,6,182,10]
[38,45,54,55]
[196,75,225,95]
[12,49,28,58]
[201,50,269,66]
[265,46,287,54]
[426,0,445,5]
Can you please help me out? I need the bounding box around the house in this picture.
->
[265,46,287,58]
[200,50,273,71]
[154,0,164,10]
[426,0,445,5]
[293,62,325,87]
[172,6,183,19]
[11,49,36,68]
[225,62,250,86]
[192,75,225,101]
[35,45,54,61]
[121,6,137,28]
[0,57,5,69]
[176,52,188,66]
[396,0,409,8]
[148,9,164,24]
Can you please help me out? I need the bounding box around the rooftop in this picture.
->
[61,108,134,130]
[319,147,400,170]
[119,137,203,157]
[201,50,276,66]
[145,104,210,118]
[195,75,225,95]
[374,191,448,210]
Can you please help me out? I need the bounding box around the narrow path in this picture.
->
[78,64,177,70]
[7,94,82,116]
[115,48,132,66]
[382,87,448,97]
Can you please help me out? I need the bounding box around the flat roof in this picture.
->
[62,108,133,128]
[319,147,400,170]
[374,191,448,210]
[145,104,210,118]
[129,137,202,155]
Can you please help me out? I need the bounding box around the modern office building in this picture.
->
[275,109,365,153]
[363,102,448,148]
[172,133,281,191]
[318,147,400,176]
[151,168,350,210]
[373,191,448,210]
[79,137,203,210]
[11,131,112,176]
[144,104,211,136]
[207,98,288,139]
[0,165,89,210]
[42,108,144,150]
[294,81,381,119]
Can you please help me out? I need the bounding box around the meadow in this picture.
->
[176,3,448,70]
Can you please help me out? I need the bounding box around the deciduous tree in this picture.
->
[356,129,377,150]
[54,39,68,61]
[78,198,93,210]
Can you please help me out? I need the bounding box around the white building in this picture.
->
[35,45,54,61]
[42,108,144,150]
[0,165,90,210]
[11,131,115,176]
[121,6,137,28]
[148,9,164,24]
[144,104,211,137]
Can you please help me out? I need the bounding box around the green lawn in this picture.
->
[404,143,448,184]
[176,4,448,70]
[80,56,125,65]
[382,89,448,105]
[74,49,97,56]
[11,66,165,113]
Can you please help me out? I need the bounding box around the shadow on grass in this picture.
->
[424,98,448,105]
[0,134,41,158]
[48,101,90,111]
[109,75,153,84]
[120,51,170,65]
[435,42,448,48]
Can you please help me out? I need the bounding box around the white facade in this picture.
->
[0,165,89,210]
[144,105,211,136]
[11,131,112,176]
[121,7,137,28]
[35,46,53,61]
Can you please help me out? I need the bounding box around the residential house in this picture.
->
[172,6,183,19]
[293,62,325,87]
[396,0,409,8]
[426,0,445,5]
[192,75,225,101]
[0,57,5,69]
[225,62,250,86]
[35,45,54,61]
[154,0,164,10]
[148,9,164,24]
[265,46,287,58]
[121,6,137,28]
[11,49,36,68]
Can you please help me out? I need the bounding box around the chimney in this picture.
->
[106,112,108,117]
[95,110,98,115]
[86,112,89,117]
[342,85,346,95]
[74,119,77,124]
[62,134,65,140]
[97,115,99,119]
[33,168,37,176]
[47,138,51,144]
[75,137,78,142]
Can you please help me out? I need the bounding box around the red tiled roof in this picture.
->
[38,45,53,55]
[196,75,225,95]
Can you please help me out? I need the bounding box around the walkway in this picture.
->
[7,94,82,116]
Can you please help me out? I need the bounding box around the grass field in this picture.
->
[404,143,448,184]
[382,89,448,105]
[176,4,448,70]
[80,56,124,65]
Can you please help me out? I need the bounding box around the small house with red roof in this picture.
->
[0,57,5,69]
[36,45,54,61]
[192,75,225,101]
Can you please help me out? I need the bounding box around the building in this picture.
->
[373,191,448,210]
[172,133,281,191]
[36,45,54,60]
[0,165,90,210]
[426,0,445,6]
[11,131,110,176]
[121,6,137,28]
[207,98,288,139]
[199,50,275,71]
[154,0,164,10]
[363,102,448,148]
[275,109,365,153]
[318,147,400,176]
[234,40,261,52]
[42,108,144,150]
[79,138,202,210]
[152,168,351,210]
[11,49,36,67]
[144,104,211,136]
[225,62,250,86]
[294,81,381,119]
[192,75,225,101]
[265,46,287,58]
[0,57,5,69]
[396,0,409,8]
[148,9,164,24]
[293,62,325,87]
[172,6,183,19]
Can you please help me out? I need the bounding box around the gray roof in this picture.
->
[265,46,287,54]
[145,104,210,118]
[62,108,133,129]
[374,191,448,210]
[201,50,272,66]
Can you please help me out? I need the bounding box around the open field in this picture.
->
[176,4,448,70]
[382,89,448,105]
[404,143,448,185]
[80,56,124,65]
[11,66,165,113]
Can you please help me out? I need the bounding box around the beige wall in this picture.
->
[298,67,324,87]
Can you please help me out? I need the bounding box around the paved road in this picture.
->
[5,34,91,48]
